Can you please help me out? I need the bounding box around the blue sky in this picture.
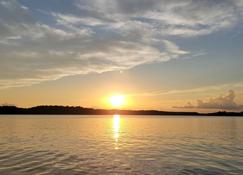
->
[0,0,243,111]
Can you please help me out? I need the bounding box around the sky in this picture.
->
[0,0,243,112]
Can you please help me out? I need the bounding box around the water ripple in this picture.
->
[0,116,243,174]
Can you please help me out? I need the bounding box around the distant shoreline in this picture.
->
[0,105,242,116]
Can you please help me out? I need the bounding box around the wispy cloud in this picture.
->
[76,0,242,37]
[0,0,243,88]
[126,82,243,98]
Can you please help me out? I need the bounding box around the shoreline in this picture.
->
[0,105,242,116]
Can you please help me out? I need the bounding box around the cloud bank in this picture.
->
[174,90,243,110]
[0,0,243,88]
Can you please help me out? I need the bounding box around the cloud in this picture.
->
[0,39,188,89]
[53,13,108,27]
[0,0,243,88]
[0,0,190,89]
[76,0,243,37]
[174,90,243,110]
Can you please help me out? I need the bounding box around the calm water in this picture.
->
[0,115,243,175]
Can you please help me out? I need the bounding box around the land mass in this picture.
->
[0,105,242,116]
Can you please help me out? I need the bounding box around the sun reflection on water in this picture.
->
[113,114,120,149]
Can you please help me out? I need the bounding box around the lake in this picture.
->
[0,115,242,175]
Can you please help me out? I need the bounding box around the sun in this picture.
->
[109,95,125,108]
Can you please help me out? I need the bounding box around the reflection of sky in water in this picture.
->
[0,116,243,174]
[113,115,120,149]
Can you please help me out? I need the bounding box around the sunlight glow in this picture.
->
[113,114,120,149]
[109,95,125,108]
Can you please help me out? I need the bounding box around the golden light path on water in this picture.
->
[113,114,120,149]
[0,116,243,174]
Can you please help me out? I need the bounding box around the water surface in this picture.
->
[0,115,243,174]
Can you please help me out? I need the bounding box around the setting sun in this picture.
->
[109,95,125,108]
